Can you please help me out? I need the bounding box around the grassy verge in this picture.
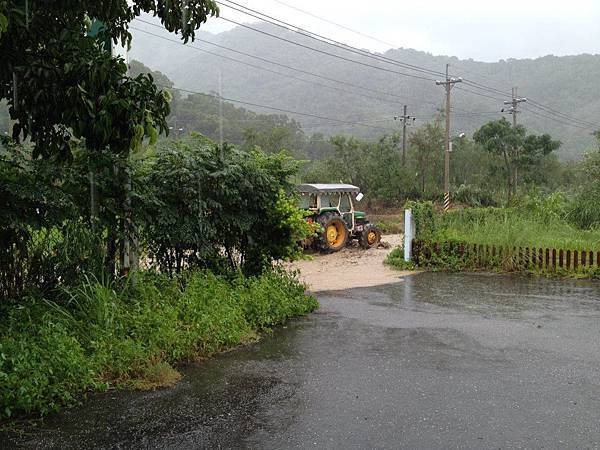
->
[0,269,317,420]
[438,207,600,250]
[385,200,600,278]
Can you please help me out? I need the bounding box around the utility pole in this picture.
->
[502,87,527,195]
[394,105,415,166]
[112,36,138,278]
[436,64,462,212]
[218,69,224,154]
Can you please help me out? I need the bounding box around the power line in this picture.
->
[451,65,513,92]
[218,1,600,133]
[135,11,600,135]
[133,18,449,110]
[454,85,506,102]
[160,84,394,131]
[461,79,511,97]
[521,106,592,131]
[218,16,437,82]
[218,1,539,106]
[527,99,599,128]
[268,0,399,50]
[132,25,416,108]
[217,0,445,78]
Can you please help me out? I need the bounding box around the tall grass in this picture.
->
[439,208,600,250]
[436,192,600,251]
[0,269,317,419]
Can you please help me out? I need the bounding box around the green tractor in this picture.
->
[297,183,382,252]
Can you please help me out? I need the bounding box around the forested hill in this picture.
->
[130,22,600,160]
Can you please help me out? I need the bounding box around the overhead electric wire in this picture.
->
[262,0,524,101]
[133,18,451,110]
[520,106,592,130]
[218,0,540,105]
[526,99,599,128]
[461,79,511,97]
[135,8,600,134]
[160,84,394,131]
[454,86,506,102]
[269,0,399,50]
[217,0,445,78]
[217,16,437,82]
[132,26,420,108]
[451,65,513,92]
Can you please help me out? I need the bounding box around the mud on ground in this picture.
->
[290,234,413,292]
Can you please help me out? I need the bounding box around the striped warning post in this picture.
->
[443,192,451,211]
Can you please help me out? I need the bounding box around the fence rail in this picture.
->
[411,239,600,274]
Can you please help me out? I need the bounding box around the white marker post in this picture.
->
[404,209,415,262]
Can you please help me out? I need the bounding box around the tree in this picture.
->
[1,1,218,276]
[473,118,560,202]
[0,0,218,159]
[408,120,444,195]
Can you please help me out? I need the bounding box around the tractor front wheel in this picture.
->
[317,212,348,252]
[359,223,381,249]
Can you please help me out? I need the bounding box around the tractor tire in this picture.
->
[359,223,381,249]
[317,212,349,252]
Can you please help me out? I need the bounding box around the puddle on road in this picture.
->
[326,272,600,318]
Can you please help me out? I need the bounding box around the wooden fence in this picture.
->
[411,239,600,274]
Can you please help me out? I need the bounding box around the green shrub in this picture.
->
[0,269,317,420]
[136,136,313,277]
[0,300,95,418]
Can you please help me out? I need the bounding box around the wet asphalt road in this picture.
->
[3,272,600,449]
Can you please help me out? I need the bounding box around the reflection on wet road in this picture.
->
[4,273,600,449]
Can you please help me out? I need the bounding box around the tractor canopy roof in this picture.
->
[297,183,360,194]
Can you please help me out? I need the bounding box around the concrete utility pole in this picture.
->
[394,105,415,166]
[218,69,224,154]
[502,87,527,194]
[436,64,462,212]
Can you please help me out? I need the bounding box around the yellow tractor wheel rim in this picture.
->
[367,230,378,245]
[326,222,346,248]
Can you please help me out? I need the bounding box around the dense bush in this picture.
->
[0,143,107,300]
[0,134,312,300]
[0,269,317,419]
[135,134,313,277]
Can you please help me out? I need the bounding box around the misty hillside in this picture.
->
[130,21,600,160]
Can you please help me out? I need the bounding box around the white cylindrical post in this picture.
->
[404,209,415,262]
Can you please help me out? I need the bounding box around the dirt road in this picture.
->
[291,234,413,291]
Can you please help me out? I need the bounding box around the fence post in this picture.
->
[404,209,416,262]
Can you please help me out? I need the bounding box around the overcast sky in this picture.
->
[203,0,600,62]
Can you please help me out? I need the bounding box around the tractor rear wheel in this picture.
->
[317,212,348,252]
[359,223,381,249]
